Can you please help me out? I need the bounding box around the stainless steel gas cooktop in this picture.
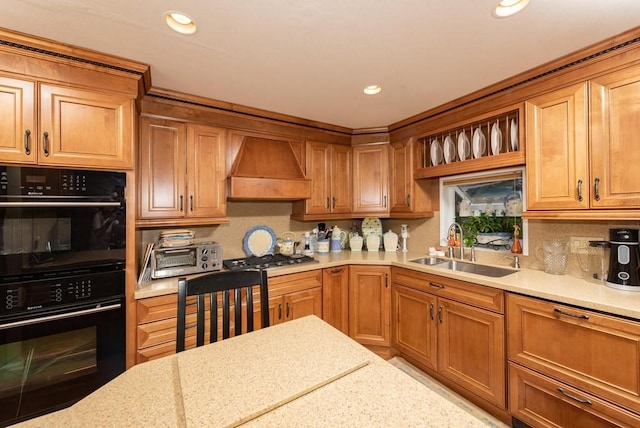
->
[223,254,317,271]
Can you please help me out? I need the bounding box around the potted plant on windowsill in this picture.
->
[457,214,521,249]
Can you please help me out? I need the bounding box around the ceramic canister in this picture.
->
[366,233,380,252]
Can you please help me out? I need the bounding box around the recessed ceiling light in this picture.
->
[492,0,530,18]
[165,11,196,34]
[364,85,382,95]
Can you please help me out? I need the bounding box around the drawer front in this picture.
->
[392,267,504,313]
[137,294,184,324]
[509,363,640,428]
[507,293,640,414]
[269,269,322,296]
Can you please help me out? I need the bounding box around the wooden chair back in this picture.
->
[176,269,269,352]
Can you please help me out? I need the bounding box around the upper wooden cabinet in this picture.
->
[138,117,227,226]
[352,144,390,215]
[590,66,640,208]
[526,82,589,210]
[292,142,352,219]
[526,65,640,218]
[389,137,436,218]
[0,76,134,169]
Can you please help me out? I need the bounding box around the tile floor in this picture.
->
[388,357,510,428]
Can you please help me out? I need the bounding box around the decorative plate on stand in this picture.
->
[361,218,383,249]
[243,225,277,256]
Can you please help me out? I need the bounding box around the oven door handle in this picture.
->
[0,201,122,208]
[0,303,122,330]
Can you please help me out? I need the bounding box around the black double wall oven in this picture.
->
[0,166,126,426]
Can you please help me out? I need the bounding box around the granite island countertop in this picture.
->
[14,316,491,427]
[137,250,640,321]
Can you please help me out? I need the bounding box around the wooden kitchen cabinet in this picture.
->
[589,65,640,208]
[348,265,390,346]
[292,142,351,219]
[507,293,640,420]
[526,82,589,210]
[267,269,323,326]
[392,283,438,370]
[322,266,349,334]
[391,267,506,409]
[389,137,437,218]
[526,64,640,216]
[138,117,227,225]
[509,363,640,428]
[352,143,390,215]
[136,292,268,363]
[0,76,134,169]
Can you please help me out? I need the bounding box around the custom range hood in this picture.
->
[227,136,311,200]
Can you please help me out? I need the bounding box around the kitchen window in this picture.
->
[439,167,528,255]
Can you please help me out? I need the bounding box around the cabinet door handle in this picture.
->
[179,195,184,212]
[429,282,445,290]
[385,273,388,288]
[554,308,589,320]
[429,303,434,320]
[42,132,49,157]
[383,195,387,208]
[406,194,411,207]
[557,387,592,405]
[330,268,344,274]
[438,306,443,323]
[577,179,583,202]
[594,177,601,201]
[190,195,194,211]
[278,303,282,320]
[326,197,330,210]
[332,197,336,209]
[286,302,290,318]
[24,130,31,155]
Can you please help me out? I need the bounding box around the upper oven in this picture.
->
[0,166,126,277]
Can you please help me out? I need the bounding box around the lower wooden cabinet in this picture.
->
[135,270,322,364]
[509,363,640,428]
[391,267,506,409]
[268,287,322,325]
[267,269,323,325]
[348,265,391,346]
[507,293,640,421]
[322,266,349,334]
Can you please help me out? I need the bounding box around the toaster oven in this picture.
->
[150,242,222,279]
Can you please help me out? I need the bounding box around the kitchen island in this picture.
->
[15,316,489,427]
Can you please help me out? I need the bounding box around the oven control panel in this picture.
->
[0,269,124,316]
[0,166,125,198]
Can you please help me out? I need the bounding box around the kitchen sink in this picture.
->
[409,257,517,278]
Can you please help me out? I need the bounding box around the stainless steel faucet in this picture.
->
[447,222,464,260]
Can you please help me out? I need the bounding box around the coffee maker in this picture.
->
[606,228,640,291]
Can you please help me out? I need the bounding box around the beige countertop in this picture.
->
[14,316,489,427]
[137,250,640,320]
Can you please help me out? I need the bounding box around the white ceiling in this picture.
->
[1,1,639,130]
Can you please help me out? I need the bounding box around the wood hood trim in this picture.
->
[227,136,311,200]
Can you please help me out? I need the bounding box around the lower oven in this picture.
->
[0,264,125,427]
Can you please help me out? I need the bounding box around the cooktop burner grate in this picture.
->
[223,254,317,271]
